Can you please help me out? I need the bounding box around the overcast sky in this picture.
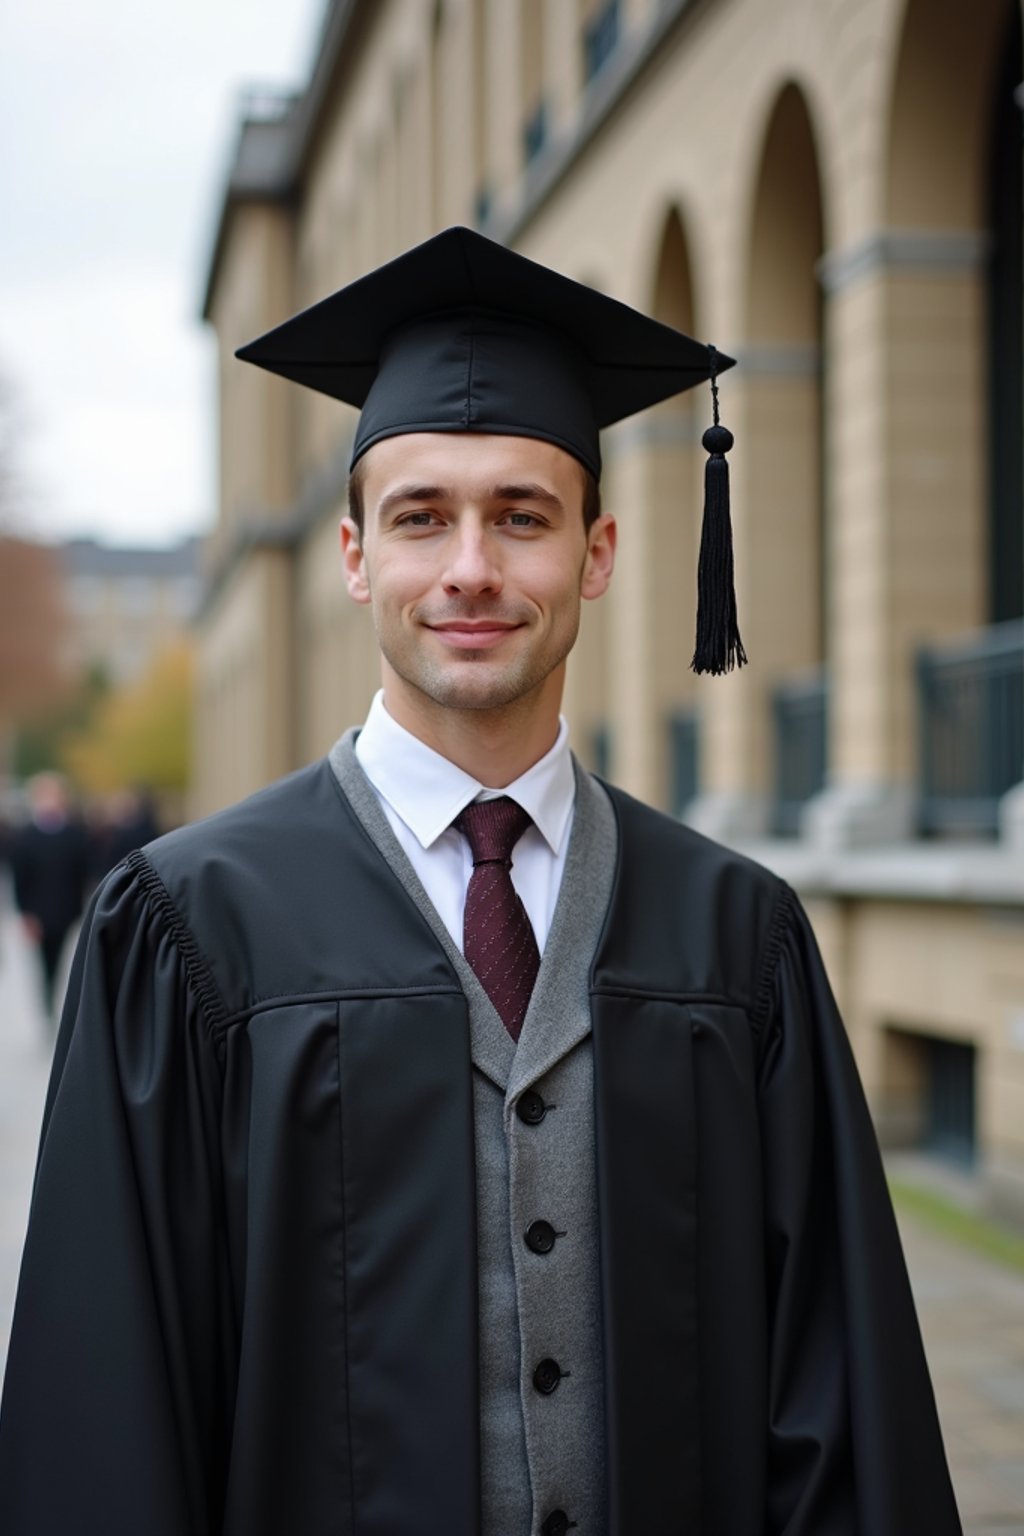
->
[1,0,328,548]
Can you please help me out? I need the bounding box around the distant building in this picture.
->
[61,536,201,686]
[198,0,1024,1223]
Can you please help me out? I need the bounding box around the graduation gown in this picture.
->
[0,757,961,1535]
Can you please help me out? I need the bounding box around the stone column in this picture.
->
[805,230,988,847]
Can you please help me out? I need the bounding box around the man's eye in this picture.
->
[399,511,439,526]
[505,511,540,527]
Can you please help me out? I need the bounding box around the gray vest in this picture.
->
[331,733,617,1536]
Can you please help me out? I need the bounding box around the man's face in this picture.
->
[341,432,615,723]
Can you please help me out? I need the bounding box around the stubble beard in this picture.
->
[375,608,581,716]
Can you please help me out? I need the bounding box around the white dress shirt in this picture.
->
[354,690,575,954]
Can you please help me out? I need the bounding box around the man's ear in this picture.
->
[581,513,616,601]
[340,517,371,604]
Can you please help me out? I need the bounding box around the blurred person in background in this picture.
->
[10,771,89,1022]
[88,786,161,883]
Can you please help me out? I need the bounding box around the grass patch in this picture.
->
[889,1178,1024,1277]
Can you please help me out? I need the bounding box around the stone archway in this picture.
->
[809,0,1014,845]
[886,0,1005,229]
[744,83,826,832]
[881,0,1009,647]
[692,82,827,840]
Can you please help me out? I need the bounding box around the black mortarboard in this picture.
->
[237,226,746,674]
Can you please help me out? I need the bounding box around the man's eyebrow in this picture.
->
[376,480,565,518]
[489,483,564,509]
[377,484,452,518]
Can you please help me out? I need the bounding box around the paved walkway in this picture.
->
[905,1216,1024,1535]
[0,899,55,1373]
[0,901,1021,1530]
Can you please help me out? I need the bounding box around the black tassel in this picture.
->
[691,348,747,675]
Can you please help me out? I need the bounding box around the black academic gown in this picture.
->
[0,759,961,1535]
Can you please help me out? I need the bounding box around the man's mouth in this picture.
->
[429,620,523,650]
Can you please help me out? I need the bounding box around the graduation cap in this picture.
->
[237,225,746,675]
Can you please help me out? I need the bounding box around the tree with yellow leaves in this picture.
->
[62,642,193,795]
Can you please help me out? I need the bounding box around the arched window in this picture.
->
[581,0,621,85]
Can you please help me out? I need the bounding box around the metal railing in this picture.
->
[583,0,621,83]
[772,670,828,836]
[917,619,1024,837]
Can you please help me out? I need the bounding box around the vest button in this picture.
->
[524,1219,557,1255]
[542,1511,571,1536]
[516,1090,547,1125]
[533,1357,563,1395]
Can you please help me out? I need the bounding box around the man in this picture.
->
[9,771,90,1021]
[0,229,960,1534]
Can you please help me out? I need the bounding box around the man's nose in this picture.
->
[442,526,502,594]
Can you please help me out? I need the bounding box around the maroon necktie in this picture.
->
[454,797,541,1041]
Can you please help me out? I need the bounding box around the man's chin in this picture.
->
[421,677,535,713]
[404,659,543,714]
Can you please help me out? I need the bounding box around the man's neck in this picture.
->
[380,675,564,787]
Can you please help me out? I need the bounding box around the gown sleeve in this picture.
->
[758,889,962,1536]
[0,860,236,1535]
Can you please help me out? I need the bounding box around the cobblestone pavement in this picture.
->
[0,903,1022,1530]
[906,1216,1024,1535]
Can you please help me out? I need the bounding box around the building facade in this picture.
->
[199,0,1024,1219]
[63,536,201,687]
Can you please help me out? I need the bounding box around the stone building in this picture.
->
[62,536,201,687]
[198,0,1024,1218]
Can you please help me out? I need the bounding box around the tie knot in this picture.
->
[454,796,533,867]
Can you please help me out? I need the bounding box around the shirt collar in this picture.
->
[354,689,575,854]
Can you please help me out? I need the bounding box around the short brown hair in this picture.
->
[346,451,601,535]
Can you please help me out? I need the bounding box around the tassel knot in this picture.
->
[702,423,734,457]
